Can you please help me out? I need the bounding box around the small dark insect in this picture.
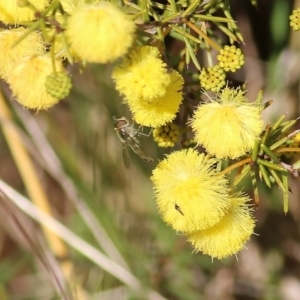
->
[113,116,153,168]
[174,203,184,216]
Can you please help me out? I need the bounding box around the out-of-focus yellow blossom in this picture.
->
[112,46,171,102]
[0,28,45,80]
[151,149,231,233]
[0,0,49,24]
[129,70,184,127]
[153,123,180,147]
[281,132,300,158]
[47,2,101,59]
[66,2,135,63]
[188,193,255,259]
[217,45,245,72]
[60,0,100,14]
[293,132,300,143]
[290,9,300,31]
[7,54,65,110]
[60,0,82,14]
[191,87,264,159]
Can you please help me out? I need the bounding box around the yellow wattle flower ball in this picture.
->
[66,2,135,63]
[290,8,300,31]
[45,72,72,99]
[112,46,171,102]
[217,45,245,72]
[7,54,65,110]
[129,70,184,127]
[113,46,184,127]
[151,149,231,233]
[0,27,45,80]
[0,0,49,24]
[188,193,255,259]
[199,65,226,92]
[60,0,100,14]
[59,0,81,14]
[191,87,264,159]
[293,132,300,143]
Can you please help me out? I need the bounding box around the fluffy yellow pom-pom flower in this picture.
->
[113,46,184,127]
[129,70,184,127]
[191,87,264,159]
[60,0,82,14]
[7,54,65,110]
[151,149,231,233]
[0,0,49,24]
[60,0,104,14]
[112,46,171,102]
[187,193,255,259]
[0,28,45,80]
[66,2,135,63]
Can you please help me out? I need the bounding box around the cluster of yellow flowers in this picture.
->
[150,86,264,258]
[153,123,180,148]
[199,65,226,93]
[151,149,256,259]
[217,45,245,72]
[1,1,299,260]
[109,19,262,259]
[112,46,184,127]
[290,8,300,31]
[199,45,245,92]
[0,0,136,109]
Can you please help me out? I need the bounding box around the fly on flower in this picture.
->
[174,203,184,216]
[113,116,153,168]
